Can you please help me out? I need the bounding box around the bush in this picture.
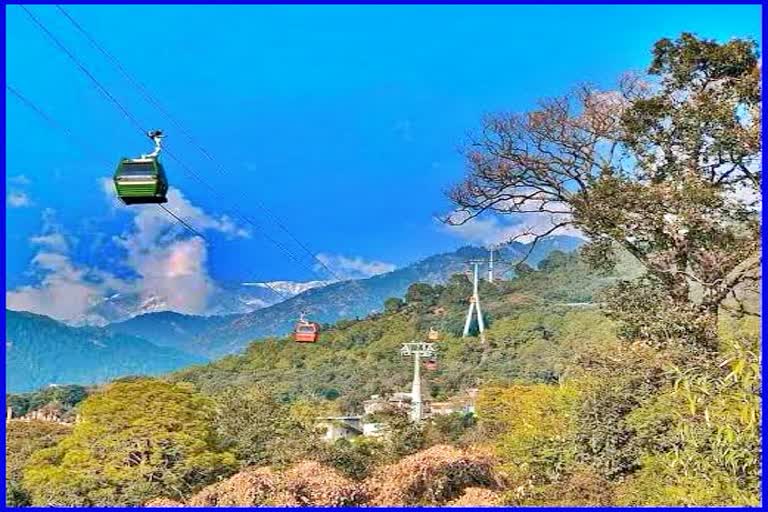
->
[423,412,476,446]
[187,467,280,506]
[510,466,616,506]
[613,324,761,505]
[5,420,72,506]
[475,383,580,485]
[276,461,368,505]
[614,454,759,506]
[184,462,367,506]
[384,297,404,313]
[367,444,501,505]
[143,497,184,507]
[214,385,327,468]
[314,438,382,480]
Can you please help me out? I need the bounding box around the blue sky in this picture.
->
[5,4,761,320]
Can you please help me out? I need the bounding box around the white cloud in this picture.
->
[160,188,251,239]
[126,237,215,315]
[7,213,106,323]
[7,253,106,323]
[7,191,32,208]
[7,175,34,208]
[100,179,251,242]
[29,208,72,252]
[316,253,396,280]
[442,212,584,246]
[106,182,250,315]
[9,175,32,186]
[7,185,251,323]
[30,233,70,253]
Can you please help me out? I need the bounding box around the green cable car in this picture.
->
[113,130,169,205]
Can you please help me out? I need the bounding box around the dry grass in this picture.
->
[144,445,502,507]
[187,467,279,506]
[366,444,502,506]
[272,461,368,506]
[447,487,503,506]
[143,498,184,507]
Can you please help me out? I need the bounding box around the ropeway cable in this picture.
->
[53,3,360,286]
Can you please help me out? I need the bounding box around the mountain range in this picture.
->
[6,236,584,391]
[108,236,583,358]
[5,309,204,393]
[72,280,332,327]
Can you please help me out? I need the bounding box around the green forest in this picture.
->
[5,33,761,507]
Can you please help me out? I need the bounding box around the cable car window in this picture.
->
[298,325,315,333]
[119,162,156,176]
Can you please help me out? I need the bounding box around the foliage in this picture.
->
[571,371,659,479]
[214,384,330,468]
[366,407,426,460]
[560,326,673,481]
[405,282,442,309]
[601,276,717,348]
[614,317,761,505]
[7,385,89,419]
[313,438,383,480]
[383,297,404,313]
[151,445,500,506]
[447,486,502,506]
[423,412,477,446]
[174,250,617,413]
[4,35,762,509]
[5,421,72,506]
[448,34,760,351]
[275,461,368,506]
[614,452,758,506]
[474,384,580,485]
[186,467,280,506]
[511,466,616,506]
[22,378,236,506]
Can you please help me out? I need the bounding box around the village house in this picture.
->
[315,416,364,442]
[6,402,74,424]
[426,388,478,416]
[362,392,412,415]
[317,389,479,442]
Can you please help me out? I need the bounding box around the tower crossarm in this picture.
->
[400,342,437,357]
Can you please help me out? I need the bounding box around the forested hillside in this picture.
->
[173,249,627,409]
[9,247,758,507]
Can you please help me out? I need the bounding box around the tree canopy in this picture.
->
[448,33,760,350]
[22,378,236,506]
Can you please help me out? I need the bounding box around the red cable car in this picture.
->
[424,359,438,371]
[294,313,320,343]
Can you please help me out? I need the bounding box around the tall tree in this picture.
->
[214,384,328,467]
[447,34,760,349]
[22,378,236,506]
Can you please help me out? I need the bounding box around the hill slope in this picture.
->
[173,249,623,410]
[108,311,234,351]
[113,236,584,358]
[5,310,204,393]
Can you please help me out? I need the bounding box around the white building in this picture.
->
[316,416,363,442]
